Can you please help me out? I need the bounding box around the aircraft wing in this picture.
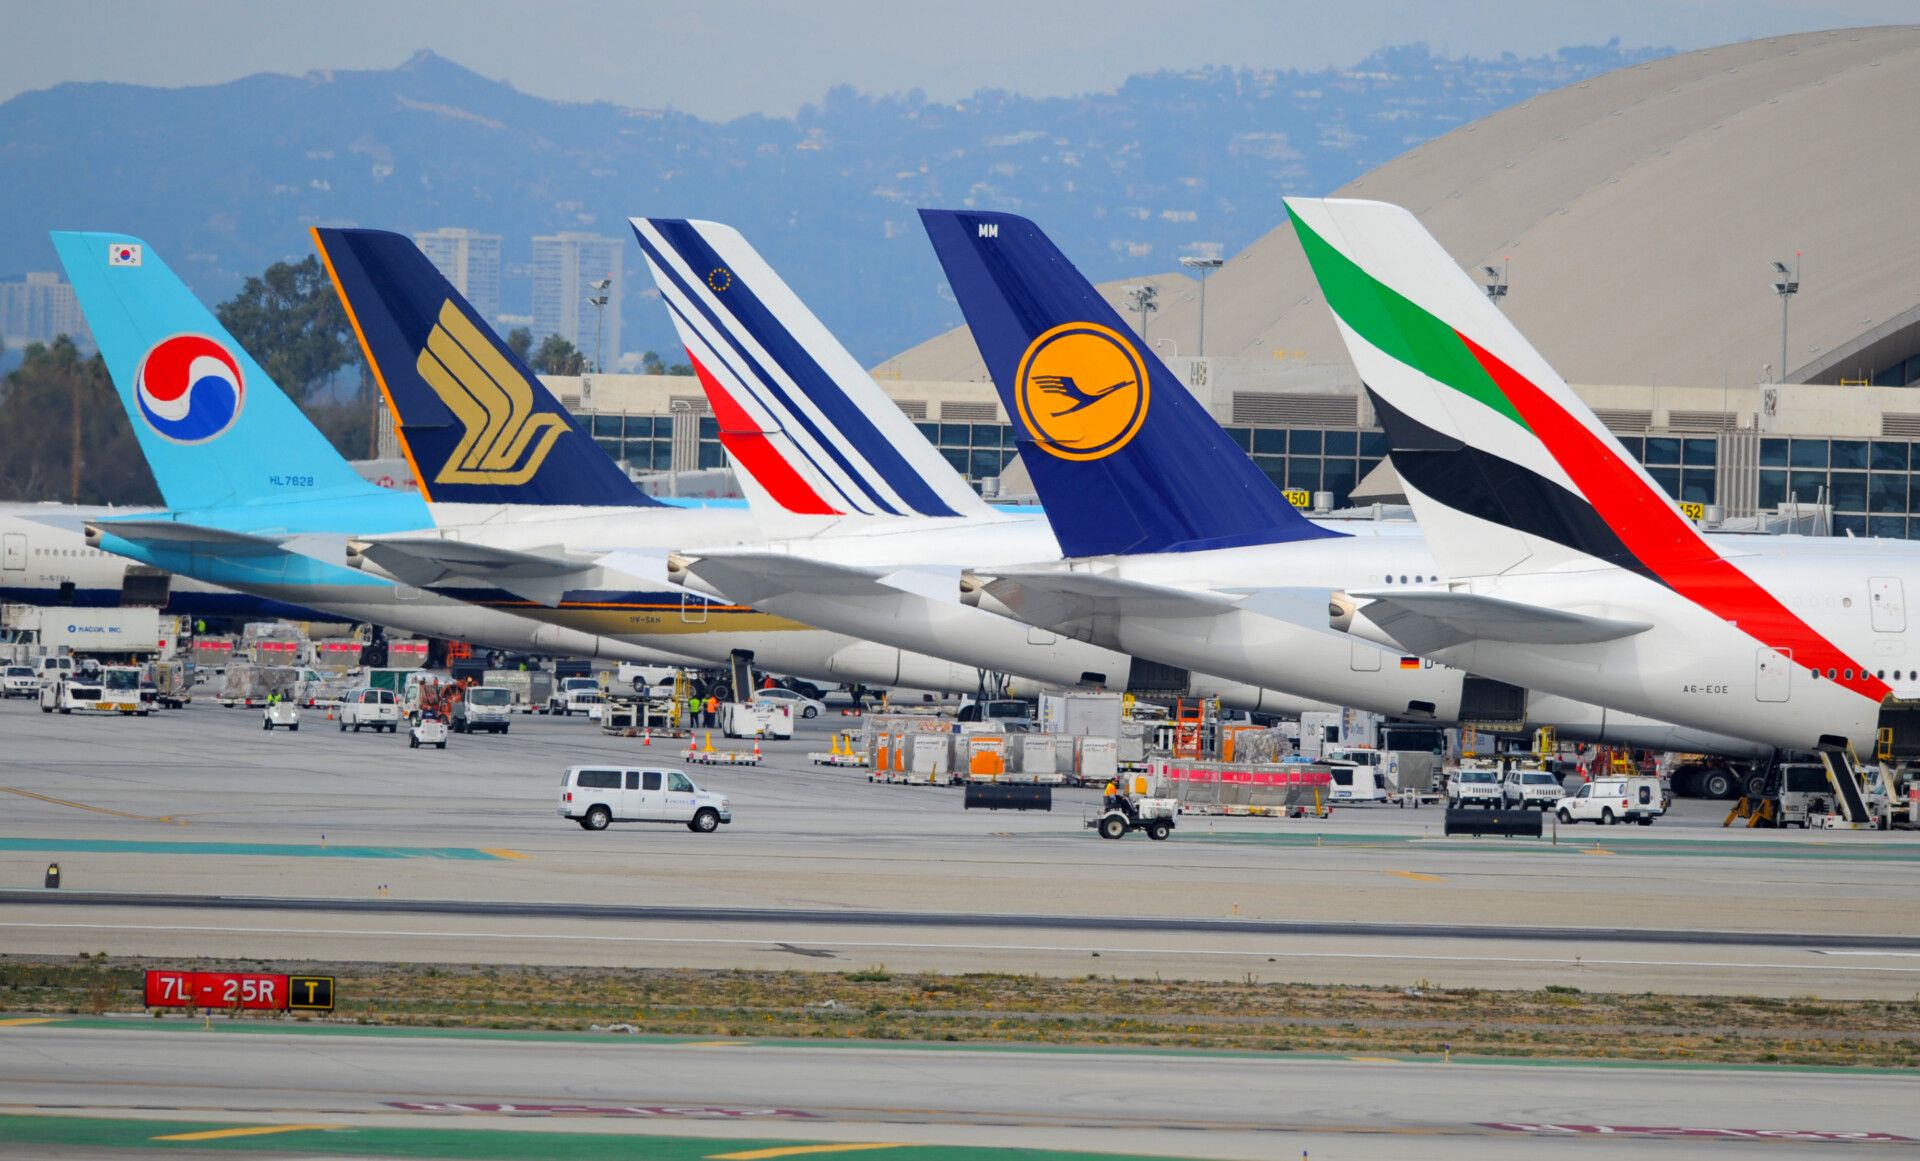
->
[976,569,1243,627]
[350,537,597,607]
[87,519,297,560]
[1352,589,1653,652]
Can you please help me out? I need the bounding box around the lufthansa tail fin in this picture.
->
[312,228,654,507]
[1283,197,1717,582]
[52,232,404,518]
[919,209,1339,557]
[630,217,992,524]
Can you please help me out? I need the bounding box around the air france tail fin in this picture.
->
[311,228,654,508]
[1283,197,1717,583]
[918,209,1339,557]
[630,217,993,524]
[52,232,408,520]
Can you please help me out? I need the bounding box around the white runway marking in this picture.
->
[6,921,1920,975]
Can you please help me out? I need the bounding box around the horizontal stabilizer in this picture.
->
[87,519,296,560]
[352,538,598,607]
[977,569,1241,627]
[674,551,899,605]
[1353,589,1652,653]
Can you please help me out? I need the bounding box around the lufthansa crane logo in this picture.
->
[416,301,569,485]
[1013,322,1150,461]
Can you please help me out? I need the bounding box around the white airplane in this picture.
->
[651,211,1765,757]
[1284,196,1920,759]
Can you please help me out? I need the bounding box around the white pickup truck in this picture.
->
[547,677,605,717]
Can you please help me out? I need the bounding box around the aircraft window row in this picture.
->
[1381,575,1429,584]
[33,547,106,557]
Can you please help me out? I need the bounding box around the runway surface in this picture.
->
[2,1020,1915,1160]
[5,697,1920,996]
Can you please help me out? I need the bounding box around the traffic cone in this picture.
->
[686,734,696,754]
[642,728,651,746]
[831,734,843,757]
[752,740,761,760]
[703,731,714,753]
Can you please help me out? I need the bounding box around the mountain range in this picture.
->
[0,41,1668,366]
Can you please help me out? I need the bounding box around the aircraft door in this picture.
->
[2,533,23,571]
[681,591,708,624]
[1870,578,1905,633]
[1349,640,1381,672]
[1755,647,1792,703]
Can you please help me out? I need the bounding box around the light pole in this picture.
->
[1770,255,1800,383]
[587,277,612,373]
[1125,284,1158,340]
[1481,260,1509,306]
[1178,256,1223,355]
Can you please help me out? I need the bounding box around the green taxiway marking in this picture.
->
[17,1017,1916,1076]
[0,1116,1167,1160]
[1190,830,1920,861]
[0,837,507,860]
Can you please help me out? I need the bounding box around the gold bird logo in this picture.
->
[416,301,569,485]
[1013,322,1150,461]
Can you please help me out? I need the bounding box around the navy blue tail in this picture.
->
[313,228,654,507]
[919,209,1337,556]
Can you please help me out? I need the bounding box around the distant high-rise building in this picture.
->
[413,228,502,321]
[531,232,621,368]
[0,272,91,350]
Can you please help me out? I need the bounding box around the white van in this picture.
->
[557,766,732,833]
[339,687,401,733]
[1555,776,1667,825]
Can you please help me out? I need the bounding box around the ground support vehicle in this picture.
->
[547,677,605,716]
[410,715,450,749]
[150,660,193,708]
[2,664,37,698]
[722,700,794,739]
[1087,787,1178,841]
[810,732,865,766]
[1556,776,1667,826]
[261,700,299,730]
[1502,763,1568,810]
[339,687,402,733]
[40,668,146,715]
[557,765,731,832]
[452,685,513,734]
[1447,759,1505,807]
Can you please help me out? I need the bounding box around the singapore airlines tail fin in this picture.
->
[919,208,1339,558]
[311,227,655,508]
[630,216,993,527]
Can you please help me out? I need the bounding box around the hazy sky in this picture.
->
[3,0,1912,118]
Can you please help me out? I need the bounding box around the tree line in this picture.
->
[0,257,692,504]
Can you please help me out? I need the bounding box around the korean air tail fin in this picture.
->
[52,233,403,519]
[311,227,655,507]
[919,209,1339,557]
[1282,197,1716,582]
[630,217,993,526]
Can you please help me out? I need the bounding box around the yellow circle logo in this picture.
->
[1013,322,1150,461]
[707,267,732,292]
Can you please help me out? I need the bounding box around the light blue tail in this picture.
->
[52,232,421,530]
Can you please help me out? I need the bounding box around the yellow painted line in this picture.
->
[1386,870,1444,882]
[153,1124,338,1142]
[0,785,181,824]
[478,848,528,860]
[0,1017,63,1027]
[1582,847,1616,856]
[708,1146,910,1160]
[1348,1055,1400,1063]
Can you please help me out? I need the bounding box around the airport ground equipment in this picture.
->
[409,715,449,749]
[721,699,794,740]
[451,685,513,734]
[1087,774,1178,840]
[261,700,299,730]
[150,660,192,708]
[40,664,146,715]
[1443,806,1544,838]
[1555,776,1666,825]
[811,731,866,766]
[684,733,761,766]
[966,783,1052,811]
[1153,756,1333,816]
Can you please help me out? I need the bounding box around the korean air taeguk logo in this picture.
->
[135,335,245,444]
